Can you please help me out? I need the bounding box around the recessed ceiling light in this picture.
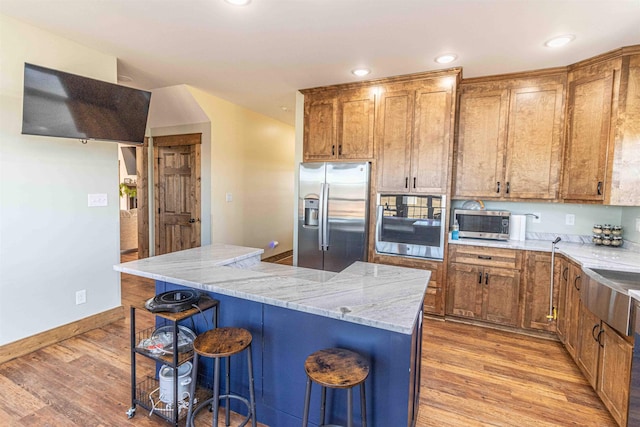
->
[545,34,575,48]
[351,68,371,77]
[224,0,251,5]
[434,54,458,64]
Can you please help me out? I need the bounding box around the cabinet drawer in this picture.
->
[449,245,522,270]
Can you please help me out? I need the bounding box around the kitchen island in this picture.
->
[115,244,430,427]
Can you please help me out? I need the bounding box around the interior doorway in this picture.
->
[136,133,202,258]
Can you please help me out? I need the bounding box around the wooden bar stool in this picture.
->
[302,348,370,427]
[186,327,256,427]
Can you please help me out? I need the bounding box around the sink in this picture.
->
[582,268,640,336]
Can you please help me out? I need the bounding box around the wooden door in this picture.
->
[598,323,632,427]
[562,72,614,201]
[154,134,201,256]
[304,96,337,161]
[136,138,150,258]
[565,263,582,359]
[482,266,520,326]
[411,86,453,194]
[447,262,483,320]
[454,88,509,198]
[504,84,565,199]
[376,90,414,192]
[523,252,560,332]
[575,302,601,388]
[337,88,374,159]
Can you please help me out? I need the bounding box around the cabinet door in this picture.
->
[337,89,375,159]
[482,266,520,326]
[598,323,632,427]
[576,302,601,388]
[304,97,337,160]
[376,90,414,192]
[411,87,453,194]
[447,262,483,320]
[555,257,570,342]
[504,84,564,199]
[523,252,559,332]
[563,72,614,201]
[565,263,583,359]
[454,89,509,198]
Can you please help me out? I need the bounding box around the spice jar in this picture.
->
[612,236,623,247]
[603,224,612,235]
[602,235,612,246]
[612,226,623,236]
[592,224,603,235]
[592,234,603,245]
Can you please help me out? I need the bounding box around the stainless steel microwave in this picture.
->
[375,194,446,260]
[454,209,510,240]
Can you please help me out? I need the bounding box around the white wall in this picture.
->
[187,86,295,258]
[0,14,121,345]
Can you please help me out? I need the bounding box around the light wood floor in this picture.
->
[0,252,615,426]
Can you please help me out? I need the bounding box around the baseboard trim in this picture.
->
[0,306,125,364]
[262,249,293,263]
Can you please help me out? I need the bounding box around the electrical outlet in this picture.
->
[532,212,542,224]
[565,214,575,226]
[76,289,86,305]
[88,193,107,207]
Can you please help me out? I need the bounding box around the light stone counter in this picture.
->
[115,244,430,334]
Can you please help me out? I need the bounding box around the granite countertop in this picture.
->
[115,244,430,335]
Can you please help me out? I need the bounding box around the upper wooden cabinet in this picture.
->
[454,72,566,201]
[302,87,375,161]
[376,73,458,194]
[563,47,640,205]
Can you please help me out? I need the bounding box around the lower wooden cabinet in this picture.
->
[522,251,561,332]
[446,245,521,327]
[564,262,582,359]
[575,302,632,427]
[555,256,570,342]
[598,322,632,427]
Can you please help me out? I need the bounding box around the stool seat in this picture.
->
[305,348,369,389]
[193,327,252,358]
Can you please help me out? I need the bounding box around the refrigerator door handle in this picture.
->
[318,183,325,251]
[322,183,330,250]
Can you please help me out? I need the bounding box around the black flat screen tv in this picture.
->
[21,63,151,144]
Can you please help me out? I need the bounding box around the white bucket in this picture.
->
[158,362,192,404]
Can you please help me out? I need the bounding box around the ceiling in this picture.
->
[2,0,639,126]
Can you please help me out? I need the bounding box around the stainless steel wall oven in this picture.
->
[375,194,446,260]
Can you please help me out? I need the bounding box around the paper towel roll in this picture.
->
[509,215,526,241]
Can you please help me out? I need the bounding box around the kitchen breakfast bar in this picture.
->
[115,244,430,427]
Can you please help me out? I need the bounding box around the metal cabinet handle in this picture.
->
[506,182,510,194]
[478,255,492,260]
[413,177,416,189]
[496,182,501,193]
[338,144,342,156]
[478,272,482,284]
[405,177,409,189]
[332,145,335,156]
[485,272,489,285]
[592,324,600,342]
[188,218,196,224]
[562,267,568,281]
[574,275,581,291]
[597,181,603,196]
[596,328,604,348]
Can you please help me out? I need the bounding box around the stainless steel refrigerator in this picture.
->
[298,162,370,272]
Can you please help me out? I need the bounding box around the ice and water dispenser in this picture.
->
[303,197,319,227]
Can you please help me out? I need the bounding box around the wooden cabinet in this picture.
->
[446,245,521,327]
[302,87,375,161]
[376,73,458,194]
[563,48,640,205]
[454,72,565,200]
[575,303,632,427]
[563,261,582,359]
[373,253,444,316]
[522,251,561,332]
[555,256,570,342]
[598,322,632,427]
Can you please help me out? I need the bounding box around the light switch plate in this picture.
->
[225,192,233,202]
[88,193,108,207]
